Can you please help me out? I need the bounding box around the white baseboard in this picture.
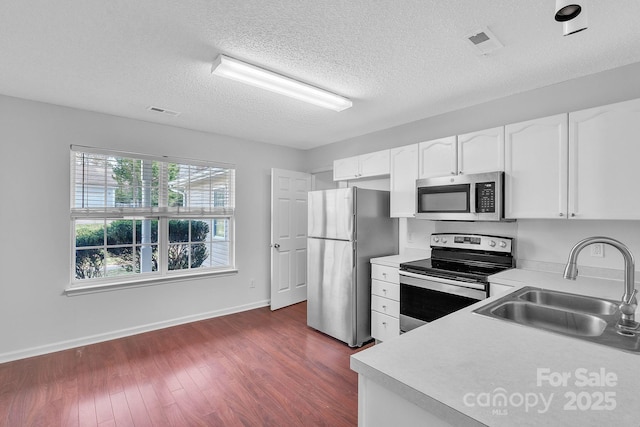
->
[0,299,270,364]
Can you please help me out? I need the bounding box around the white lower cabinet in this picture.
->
[371,294,399,316]
[371,311,400,343]
[358,375,457,427]
[371,263,400,342]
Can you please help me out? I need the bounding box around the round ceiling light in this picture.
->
[563,9,588,36]
[555,0,582,22]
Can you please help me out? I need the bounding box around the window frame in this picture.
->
[68,145,236,294]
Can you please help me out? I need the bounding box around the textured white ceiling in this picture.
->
[1,1,640,149]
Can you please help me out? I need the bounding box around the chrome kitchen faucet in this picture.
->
[563,236,638,330]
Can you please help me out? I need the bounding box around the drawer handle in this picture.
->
[382,288,387,294]
[382,305,387,310]
[382,272,387,277]
[382,322,387,326]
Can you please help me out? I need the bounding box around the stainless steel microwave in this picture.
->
[415,171,508,221]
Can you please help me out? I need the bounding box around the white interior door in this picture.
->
[270,168,312,310]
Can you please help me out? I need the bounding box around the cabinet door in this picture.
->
[418,136,457,178]
[360,149,390,178]
[504,114,568,219]
[457,126,505,174]
[371,311,400,342]
[371,264,399,284]
[569,98,640,220]
[371,295,400,318]
[390,144,418,217]
[333,156,360,180]
[371,279,400,301]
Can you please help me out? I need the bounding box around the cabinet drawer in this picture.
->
[371,311,400,342]
[371,279,400,301]
[371,294,399,318]
[371,264,399,283]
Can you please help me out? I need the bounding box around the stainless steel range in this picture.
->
[399,233,515,333]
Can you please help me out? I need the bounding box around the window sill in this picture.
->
[64,269,239,296]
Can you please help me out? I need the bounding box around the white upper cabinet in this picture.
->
[330,96,640,220]
[457,126,505,175]
[418,127,504,179]
[333,156,360,180]
[333,149,390,181]
[389,144,419,217]
[418,136,457,178]
[504,114,568,219]
[568,98,640,220]
[360,150,390,177]
[505,98,640,220]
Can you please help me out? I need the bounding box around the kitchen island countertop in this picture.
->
[351,268,640,426]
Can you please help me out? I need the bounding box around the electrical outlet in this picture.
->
[250,279,255,288]
[590,243,604,258]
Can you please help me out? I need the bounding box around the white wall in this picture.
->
[311,170,337,191]
[0,95,305,362]
[514,220,640,275]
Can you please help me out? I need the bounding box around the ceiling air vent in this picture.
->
[147,106,181,117]
[466,28,503,56]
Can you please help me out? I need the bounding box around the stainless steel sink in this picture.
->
[486,301,607,337]
[474,286,640,353]
[517,288,618,315]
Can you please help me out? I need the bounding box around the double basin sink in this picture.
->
[474,287,640,353]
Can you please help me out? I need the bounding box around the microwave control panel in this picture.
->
[476,182,496,213]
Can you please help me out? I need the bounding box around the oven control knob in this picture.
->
[499,241,507,248]
[441,237,447,244]
[433,237,440,243]
[489,240,496,247]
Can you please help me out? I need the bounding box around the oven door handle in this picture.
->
[399,271,487,293]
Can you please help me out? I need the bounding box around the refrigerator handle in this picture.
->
[353,243,357,268]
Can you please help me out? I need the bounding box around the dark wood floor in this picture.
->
[0,302,373,426]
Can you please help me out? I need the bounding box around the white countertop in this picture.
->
[351,268,640,426]
[370,249,430,268]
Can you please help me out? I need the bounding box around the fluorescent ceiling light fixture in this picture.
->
[211,55,352,112]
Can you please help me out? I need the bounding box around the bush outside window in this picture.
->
[71,146,235,286]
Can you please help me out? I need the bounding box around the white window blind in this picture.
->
[70,145,236,286]
[71,146,235,218]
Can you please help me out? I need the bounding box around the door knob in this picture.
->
[273,243,280,249]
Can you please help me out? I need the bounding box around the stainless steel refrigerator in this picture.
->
[307,187,398,347]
